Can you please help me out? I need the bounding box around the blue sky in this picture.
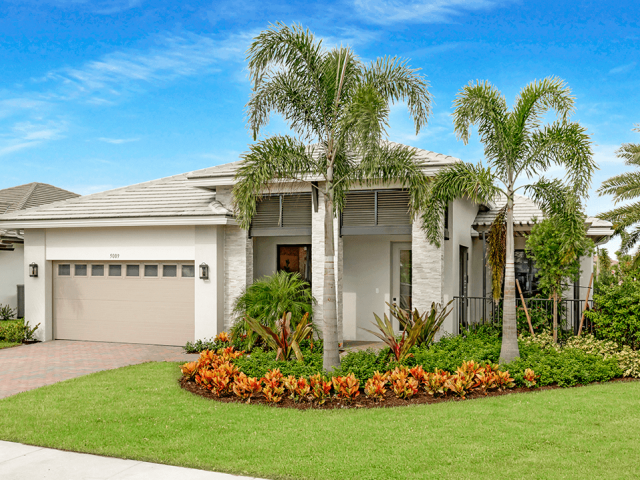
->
[1,0,638,250]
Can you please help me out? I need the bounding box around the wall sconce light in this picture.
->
[199,263,209,280]
[29,262,38,277]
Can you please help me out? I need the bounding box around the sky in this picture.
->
[0,0,638,250]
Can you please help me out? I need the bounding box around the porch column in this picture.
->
[311,187,343,344]
[411,218,447,333]
[24,229,53,342]
[224,225,253,331]
[194,225,225,339]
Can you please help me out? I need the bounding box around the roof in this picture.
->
[187,142,460,181]
[473,193,614,243]
[0,183,79,248]
[0,173,231,228]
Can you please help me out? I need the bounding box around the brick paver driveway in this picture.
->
[0,341,198,399]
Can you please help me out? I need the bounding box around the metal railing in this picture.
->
[453,296,595,335]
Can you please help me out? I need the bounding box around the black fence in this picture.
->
[453,296,595,335]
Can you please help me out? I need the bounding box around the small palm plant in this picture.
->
[231,270,315,349]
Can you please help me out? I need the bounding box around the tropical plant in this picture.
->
[526,201,594,341]
[423,77,595,361]
[232,373,262,401]
[231,271,315,349]
[388,366,419,399]
[598,124,640,264]
[309,373,332,404]
[362,309,427,362]
[262,369,285,403]
[332,373,360,401]
[388,300,453,347]
[245,312,313,361]
[0,304,15,320]
[233,23,433,370]
[364,377,387,401]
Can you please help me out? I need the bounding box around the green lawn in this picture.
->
[1,362,639,480]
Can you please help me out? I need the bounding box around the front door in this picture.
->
[277,244,311,283]
[392,243,412,330]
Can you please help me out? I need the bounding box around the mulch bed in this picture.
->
[179,376,639,410]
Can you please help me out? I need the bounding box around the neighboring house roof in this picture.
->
[0,183,79,249]
[0,173,232,229]
[473,193,614,243]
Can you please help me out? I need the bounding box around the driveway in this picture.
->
[0,341,198,399]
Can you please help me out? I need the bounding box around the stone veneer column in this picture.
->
[311,187,343,343]
[224,225,253,330]
[412,217,446,334]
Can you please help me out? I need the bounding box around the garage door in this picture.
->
[53,261,195,346]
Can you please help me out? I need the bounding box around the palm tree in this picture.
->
[423,78,595,362]
[233,23,433,370]
[598,125,640,263]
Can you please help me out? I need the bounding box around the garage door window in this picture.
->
[58,264,71,276]
[109,264,122,277]
[144,265,158,277]
[163,265,177,277]
[182,265,195,278]
[126,265,140,277]
[92,265,105,276]
[75,264,88,276]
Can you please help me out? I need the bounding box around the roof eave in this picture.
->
[0,215,236,229]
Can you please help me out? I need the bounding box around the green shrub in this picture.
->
[331,349,390,384]
[232,347,323,379]
[586,279,640,349]
[0,304,15,320]
[0,319,38,343]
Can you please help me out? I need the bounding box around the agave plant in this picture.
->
[388,300,453,347]
[245,312,313,361]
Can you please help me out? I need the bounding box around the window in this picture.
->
[515,250,540,295]
[126,264,140,277]
[144,265,158,277]
[109,264,122,277]
[181,265,195,278]
[278,245,311,282]
[92,265,105,276]
[163,265,177,277]
[74,264,87,276]
[58,264,71,276]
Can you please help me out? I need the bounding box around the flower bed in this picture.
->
[179,346,540,409]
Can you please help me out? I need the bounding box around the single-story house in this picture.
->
[0,183,79,317]
[0,144,614,345]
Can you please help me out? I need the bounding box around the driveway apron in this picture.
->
[0,340,198,399]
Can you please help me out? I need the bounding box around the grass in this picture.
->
[0,362,639,480]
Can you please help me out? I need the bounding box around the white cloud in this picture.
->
[609,62,636,75]
[5,0,144,15]
[41,31,253,102]
[0,120,66,157]
[97,137,140,144]
[353,0,511,24]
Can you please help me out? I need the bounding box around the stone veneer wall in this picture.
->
[411,217,445,335]
[224,225,253,330]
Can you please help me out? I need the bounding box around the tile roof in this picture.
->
[0,183,79,246]
[187,142,460,180]
[0,173,230,224]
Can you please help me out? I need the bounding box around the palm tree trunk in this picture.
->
[322,178,341,371]
[500,195,520,363]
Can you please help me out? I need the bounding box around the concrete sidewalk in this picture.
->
[0,441,265,480]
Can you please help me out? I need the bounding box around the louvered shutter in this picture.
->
[376,191,411,226]
[252,196,281,228]
[341,190,411,235]
[250,193,312,236]
[282,194,312,228]
[341,191,376,227]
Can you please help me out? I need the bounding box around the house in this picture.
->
[0,145,614,345]
[0,183,79,318]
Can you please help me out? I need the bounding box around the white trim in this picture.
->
[0,215,236,229]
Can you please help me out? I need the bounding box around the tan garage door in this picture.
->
[53,261,195,346]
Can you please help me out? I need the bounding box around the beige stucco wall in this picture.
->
[0,244,24,314]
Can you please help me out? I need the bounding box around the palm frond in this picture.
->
[520,121,595,193]
[487,206,507,301]
[232,135,318,229]
[597,171,640,202]
[598,201,640,230]
[364,56,432,134]
[422,162,502,246]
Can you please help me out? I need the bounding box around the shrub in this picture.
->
[232,372,262,401]
[261,369,285,404]
[232,347,323,380]
[0,319,39,343]
[0,304,15,320]
[388,366,419,399]
[424,369,449,396]
[309,373,332,404]
[388,300,453,347]
[523,368,538,388]
[245,312,313,361]
[364,377,387,401]
[587,279,640,349]
[180,361,199,380]
[332,374,360,402]
[332,349,389,385]
[230,271,315,349]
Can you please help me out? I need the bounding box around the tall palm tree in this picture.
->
[598,125,640,262]
[233,23,433,370]
[423,78,595,362]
